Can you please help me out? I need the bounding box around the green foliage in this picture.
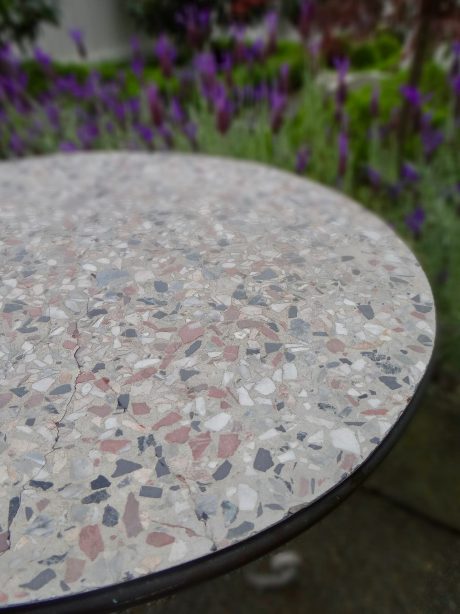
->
[0,0,59,50]
[230,40,306,91]
[350,30,402,71]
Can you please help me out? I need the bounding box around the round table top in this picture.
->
[0,152,435,610]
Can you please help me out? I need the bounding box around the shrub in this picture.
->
[0,0,59,50]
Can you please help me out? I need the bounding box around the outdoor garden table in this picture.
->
[0,153,435,612]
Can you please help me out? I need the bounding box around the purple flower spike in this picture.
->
[130,37,144,80]
[265,11,279,54]
[215,93,233,135]
[34,47,52,72]
[295,145,311,174]
[136,124,154,149]
[405,205,426,237]
[269,90,287,133]
[299,1,315,39]
[451,73,460,96]
[169,98,182,124]
[279,64,290,94]
[401,162,420,183]
[158,124,174,149]
[154,35,176,78]
[69,28,87,59]
[400,84,424,107]
[45,102,60,131]
[177,5,211,50]
[366,165,381,189]
[334,57,350,81]
[338,130,349,178]
[183,121,198,150]
[334,57,349,113]
[422,127,444,161]
[453,40,460,58]
[9,132,24,157]
[146,85,164,127]
[195,52,217,88]
[60,141,79,153]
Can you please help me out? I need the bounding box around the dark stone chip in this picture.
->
[117,394,130,410]
[265,342,282,354]
[288,306,298,318]
[38,553,67,565]
[253,448,274,472]
[155,458,170,477]
[153,311,167,319]
[25,418,35,426]
[19,569,56,590]
[49,384,72,395]
[248,295,267,306]
[92,362,105,373]
[154,280,168,292]
[139,486,163,498]
[88,308,108,317]
[111,459,142,478]
[227,521,254,539]
[81,490,110,504]
[8,497,20,527]
[180,368,199,381]
[232,287,247,300]
[358,304,375,320]
[90,475,111,490]
[102,505,119,527]
[185,340,201,356]
[379,376,402,390]
[212,460,232,481]
[17,326,38,333]
[137,434,155,453]
[10,386,28,397]
[29,480,53,491]
[121,328,137,337]
[3,303,23,313]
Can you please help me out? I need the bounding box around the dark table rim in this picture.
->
[3,337,436,614]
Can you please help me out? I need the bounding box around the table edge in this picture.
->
[1,332,436,614]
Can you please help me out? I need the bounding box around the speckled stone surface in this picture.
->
[0,152,435,606]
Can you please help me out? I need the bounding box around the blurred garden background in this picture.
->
[1,0,459,611]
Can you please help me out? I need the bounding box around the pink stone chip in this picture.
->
[165,426,190,444]
[132,402,150,415]
[152,411,181,430]
[326,338,346,353]
[218,434,240,459]
[64,558,86,584]
[88,404,112,418]
[122,493,143,537]
[179,323,204,343]
[79,525,104,561]
[0,393,12,409]
[223,345,239,361]
[100,439,131,453]
[188,431,211,460]
[146,532,175,547]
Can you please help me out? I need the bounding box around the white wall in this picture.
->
[31,0,138,62]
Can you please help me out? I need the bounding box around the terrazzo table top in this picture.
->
[0,152,435,609]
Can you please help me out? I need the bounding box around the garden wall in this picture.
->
[26,0,134,62]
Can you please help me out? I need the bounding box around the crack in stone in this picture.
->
[5,321,83,554]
